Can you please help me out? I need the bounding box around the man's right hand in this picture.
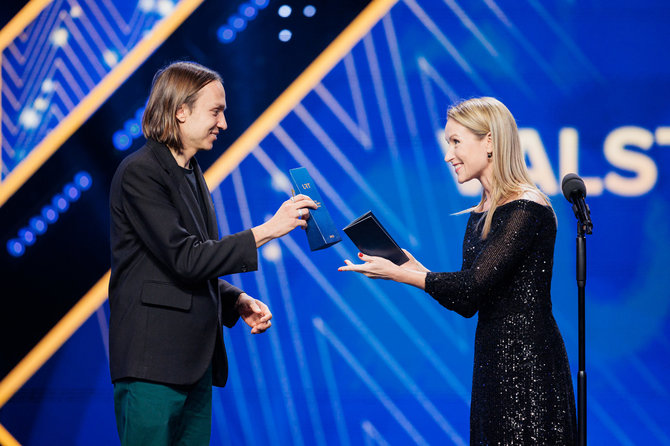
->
[251,194,318,247]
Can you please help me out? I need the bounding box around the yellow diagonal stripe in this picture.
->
[0,0,52,51]
[1,0,53,202]
[0,0,398,411]
[205,0,399,188]
[0,422,21,446]
[0,271,110,409]
[0,0,206,208]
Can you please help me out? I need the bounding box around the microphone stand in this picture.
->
[573,204,591,446]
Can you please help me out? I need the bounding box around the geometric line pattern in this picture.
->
[208,1,669,444]
[1,0,167,176]
[0,0,206,207]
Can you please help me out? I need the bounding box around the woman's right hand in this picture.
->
[400,249,430,272]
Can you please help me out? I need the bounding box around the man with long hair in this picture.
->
[109,61,316,445]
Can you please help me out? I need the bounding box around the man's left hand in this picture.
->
[236,293,273,334]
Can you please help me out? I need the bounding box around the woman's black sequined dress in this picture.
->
[425,200,577,445]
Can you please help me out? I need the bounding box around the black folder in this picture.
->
[343,211,409,265]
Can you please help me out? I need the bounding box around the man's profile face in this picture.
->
[176,81,227,153]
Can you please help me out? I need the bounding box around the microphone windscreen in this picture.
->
[561,173,586,203]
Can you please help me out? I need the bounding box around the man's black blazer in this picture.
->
[108,139,258,387]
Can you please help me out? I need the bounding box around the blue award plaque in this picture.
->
[289,167,342,251]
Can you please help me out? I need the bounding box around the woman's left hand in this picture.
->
[338,253,399,280]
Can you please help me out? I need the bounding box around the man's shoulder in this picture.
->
[114,141,162,176]
[110,141,165,193]
[121,141,155,165]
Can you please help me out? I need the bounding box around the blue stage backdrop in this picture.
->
[1,1,669,445]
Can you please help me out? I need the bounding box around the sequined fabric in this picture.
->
[425,199,577,445]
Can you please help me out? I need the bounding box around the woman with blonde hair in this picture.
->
[340,97,577,444]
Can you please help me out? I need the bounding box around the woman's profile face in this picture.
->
[443,119,491,184]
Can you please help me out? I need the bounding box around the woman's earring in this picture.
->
[487,152,493,159]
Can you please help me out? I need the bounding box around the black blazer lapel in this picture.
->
[147,140,210,241]
[191,157,220,239]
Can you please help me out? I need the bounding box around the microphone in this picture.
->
[561,173,593,234]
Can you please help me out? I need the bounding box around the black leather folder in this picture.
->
[343,211,409,265]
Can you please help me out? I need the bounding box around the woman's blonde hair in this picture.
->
[447,97,550,238]
[142,61,222,151]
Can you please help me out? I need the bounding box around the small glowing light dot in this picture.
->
[19,108,40,129]
[254,0,269,9]
[262,240,282,262]
[19,228,36,246]
[42,206,58,223]
[113,130,132,151]
[240,4,257,19]
[217,26,236,43]
[135,106,146,122]
[278,29,292,42]
[138,0,155,12]
[228,15,247,31]
[41,79,55,93]
[125,119,141,137]
[278,5,292,17]
[53,194,69,212]
[7,239,25,257]
[50,28,69,47]
[271,173,291,192]
[303,5,316,17]
[156,0,174,16]
[75,171,92,191]
[30,217,47,235]
[34,98,49,111]
[70,5,83,18]
[103,50,119,67]
[64,183,81,201]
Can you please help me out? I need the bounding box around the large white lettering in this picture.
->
[603,126,657,197]
[519,129,559,195]
[435,126,664,198]
[558,127,603,195]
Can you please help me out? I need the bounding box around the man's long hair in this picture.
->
[448,97,550,238]
[142,61,222,151]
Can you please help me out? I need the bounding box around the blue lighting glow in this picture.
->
[41,205,58,223]
[279,29,292,42]
[219,0,267,46]
[113,130,132,151]
[7,239,25,257]
[240,3,257,19]
[228,14,247,31]
[29,217,47,235]
[217,26,236,43]
[124,119,142,138]
[278,5,292,18]
[113,107,146,150]
[303,5,316,17]
[134,106,145,123]
[53,194,69,212]
[7,171,92,257]
[64,183,81,201]
[75,171,92,191]
[19,228,36,246]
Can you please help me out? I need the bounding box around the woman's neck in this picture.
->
[478,172,494,211]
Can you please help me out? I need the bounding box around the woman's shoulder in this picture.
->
[519,188,548,205]
[496,189,555,220]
